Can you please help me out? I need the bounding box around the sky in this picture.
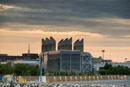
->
[0,0,130,62]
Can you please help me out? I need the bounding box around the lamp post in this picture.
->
[40,55,43,82]
[102,50,105,62]
[125,58,127,62]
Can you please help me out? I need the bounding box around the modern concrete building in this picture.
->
[40,50,81,72]
[74,39,84,52]
[40,37,94,72]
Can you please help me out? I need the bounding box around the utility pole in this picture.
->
[40,55,43,82]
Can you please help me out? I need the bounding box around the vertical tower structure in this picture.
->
[42,39,46,52]
[58,37,72,50]
[74,39,84,52]
[58,39,63,51]
[50,37,56,51]
[41,37,56,52]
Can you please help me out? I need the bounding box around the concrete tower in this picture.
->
[58,39,64,50]
[50,37,56,51]
[74,39,84,52]
[42,39,46,52]
[58,37,72,50]
[41,37,56,53]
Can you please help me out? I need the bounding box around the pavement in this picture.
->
[0,80,130,87]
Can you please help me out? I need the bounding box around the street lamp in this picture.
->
[102,50,105,61]
[125,58,127,62]
[40,55,43,82]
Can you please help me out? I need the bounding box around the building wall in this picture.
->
[47,54,60,72]
[42,51,81,72]
[60,51,81,72]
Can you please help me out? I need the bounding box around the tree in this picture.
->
[98,64,130,75]
[104,63,112,70]
[0,64,41,76]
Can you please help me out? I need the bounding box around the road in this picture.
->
[52,80,130,85]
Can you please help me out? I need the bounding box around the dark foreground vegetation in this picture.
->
[97,63,130,75]
[0,63,130,76]
[0,64,40,76]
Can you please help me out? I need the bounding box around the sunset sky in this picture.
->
[0,0,130,62]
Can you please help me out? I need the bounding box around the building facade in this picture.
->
[40,50,81,72]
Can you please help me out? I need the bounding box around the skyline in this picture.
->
[0,0,130,62]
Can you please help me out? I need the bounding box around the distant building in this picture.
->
[22,44,39,60]
[104,60,112,63]
[22,53,39,60]
[92,56,112,64]
[21,60,39,65]
[0,54,22,62]
[1,60,39,66]
[92,56,103,64]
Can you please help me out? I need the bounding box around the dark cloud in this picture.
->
[0,0,130,38]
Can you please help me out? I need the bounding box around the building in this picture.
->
[22,44,39,60]
[92,56,112,64]
[1,60,39,66]
[22,53,39,60]
[92,56,103,64]
[0,54,23,62]
[40,37,93,73]
[40,50,81,72]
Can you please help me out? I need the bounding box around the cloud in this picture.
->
[0,0,130,38]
